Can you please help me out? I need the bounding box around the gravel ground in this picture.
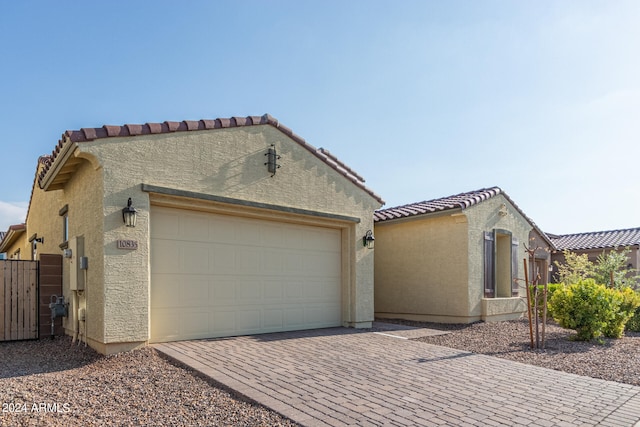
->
[0,337,299,427]
[2,320,639,426]
[384,318,640,386]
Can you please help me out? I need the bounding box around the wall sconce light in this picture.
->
[264,144,281,177]
[34,237,44,245]
[363,230,375,249]
[122,198,137,228]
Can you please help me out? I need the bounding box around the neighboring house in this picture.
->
[0,231,5,259]
[374,187,553,324]
[0,224,27,259]
[11,114,383,354]
[549,227,640,281]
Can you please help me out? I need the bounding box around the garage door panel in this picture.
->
[211,311,236,334]
[264,280,283,301]
[151,241,181,274]
[237,248,261,274]
[183,244,211,274]
[236,310,262,332]
[151,210,181,239]
[182,213,211,241]
[182,311,210,336]
[212,279,236,305]
[263,250,284,274]
[304,278,341,301]
[263,309,284,328]
[306,305,341,325]
[237,279,262,301]
[209,217,236,244]
[210,243,236,273]
[284,308,305,327]
[182,277,210,307]
[151,275,176,308]
[236,221,261,245]
[151,206,342,343]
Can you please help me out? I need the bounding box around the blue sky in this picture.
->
[1,1,638,235]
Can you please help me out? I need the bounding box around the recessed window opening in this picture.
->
[495,232,512,298]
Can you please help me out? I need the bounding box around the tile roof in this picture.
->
[38,114,383,204]
[0,231,4,242]
[374,187,503,222]
[550,227,640,250]
[374,186,554,248]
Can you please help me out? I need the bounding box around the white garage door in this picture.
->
[150,206,342,342]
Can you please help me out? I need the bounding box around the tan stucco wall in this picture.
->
[65,125,381,351]
[375,194,534,323]
[374,212,470,322]
[20,158,104,345]
[58,158,105,344]
[465,195,531,321]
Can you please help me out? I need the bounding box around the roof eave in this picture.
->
[0,225,26,253]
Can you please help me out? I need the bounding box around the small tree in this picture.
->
[555,251,594,286]
[593,247,640,289]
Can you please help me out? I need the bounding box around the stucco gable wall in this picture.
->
[75,125,381,344]
[465,194,532,319]
[5,163,64,261]
[374,213,469,321]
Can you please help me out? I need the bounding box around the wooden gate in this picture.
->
[1,260,38,341]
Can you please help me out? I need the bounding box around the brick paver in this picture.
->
[153,327,640,426]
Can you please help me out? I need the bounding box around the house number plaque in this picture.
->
[117,240,138,250]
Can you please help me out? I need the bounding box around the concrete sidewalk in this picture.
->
[154,327,640,426]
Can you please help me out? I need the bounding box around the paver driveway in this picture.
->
[153,326,640,426]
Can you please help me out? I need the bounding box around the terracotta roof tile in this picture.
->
[374,186,553,248]
[148,122,163,134]
[375,187,502,221]
[550,228,640,250]
[37,114,384,204]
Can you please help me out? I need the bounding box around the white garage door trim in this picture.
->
[150,205,344,343]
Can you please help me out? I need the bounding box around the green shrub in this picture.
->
[548,279,616,341]
[529,283,564,319]
[549,280,640,340]
[621,289,640,332]
[626,304,640,332]
[603,287,640,338]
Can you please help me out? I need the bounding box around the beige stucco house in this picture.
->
[2,114,383,354]
[374,187,553,323]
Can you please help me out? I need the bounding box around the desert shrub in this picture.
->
[549,280,640,340]
[548,279,617,341]
[603,287,640,338]
[626,305,640,332]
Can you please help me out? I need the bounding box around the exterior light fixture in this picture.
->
[122,198,137,228]
[264,144,281,177]
[363,230,375,249]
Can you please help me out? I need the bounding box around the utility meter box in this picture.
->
[69,236,86,291]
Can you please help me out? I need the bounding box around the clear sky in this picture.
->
[1,1,638,235]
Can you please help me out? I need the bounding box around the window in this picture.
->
[59,205,69,248]
[484,230,518,298]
